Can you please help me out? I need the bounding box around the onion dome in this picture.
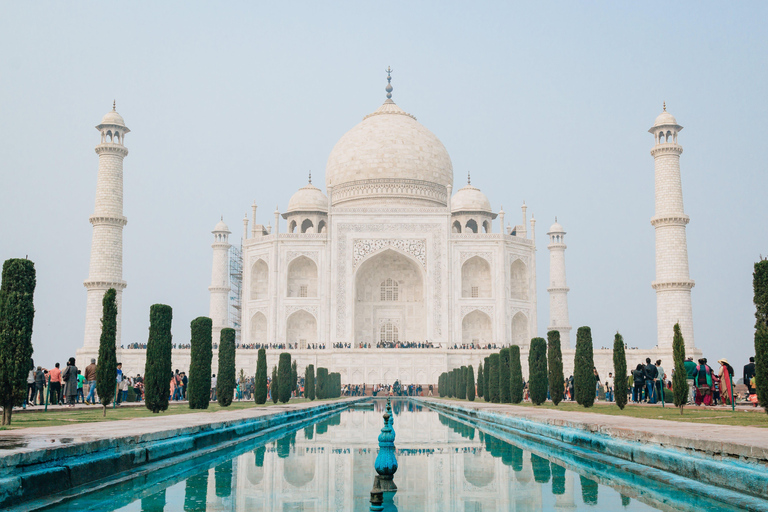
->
[213,218,230,233]
[287,173,328,213]
[548,218,564,234]
[451,172,492,213]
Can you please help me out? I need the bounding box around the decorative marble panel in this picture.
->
[459,251,492,265]
[286,250,319,264]
[353,239,426,269]
[285,305,318,319]
[460,305,494,318]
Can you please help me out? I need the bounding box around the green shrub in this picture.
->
[547,330,564,406]
[217,328,236,407]
[188,317,212,409]
[144,304,172,413]
[458,366,467,399]
[254,348,268,404]
[316,367,328,399]
[499,348,511,403]
[96,288,117,415]
[305,364,315,400]
[278,353,292,403]
[270,366,279,403]
[613,332,628,410]
[672,323,688,413]
[489,353,500,403]
[0,259,36,426]
[466,365,475,401]
[483,356,491,402]
[574,326,595,408]
[291,361,298,397]
[476,362,484,398]
[528,337,548,405]
[509,345,524,403]
[754,259,768,415]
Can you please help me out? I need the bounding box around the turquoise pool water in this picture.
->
[35,400,758,511]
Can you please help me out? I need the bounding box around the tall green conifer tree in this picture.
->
[499,348,511,403]
[216,328,236,407]
[754,259,768,415]
[271,366,279,403]
[188,316,212,409]
[144,304,173,413]
[466,365,476,401]
[0,259,36,425]
[305,364,315,400]
[476,362,484,398]
[547,330,564,406]
[254,348,268,404]
[96,288,117,417]
[613,332,628,410]
[672,323,688,414]
[528,337,548,405]
[510,345,524,404]
[574,326,595,408]
[278,353,292,403]
[489,353,500,403]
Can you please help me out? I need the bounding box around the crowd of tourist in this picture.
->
[447,343,499,350]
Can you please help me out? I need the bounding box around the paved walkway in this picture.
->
[420,397,768,463]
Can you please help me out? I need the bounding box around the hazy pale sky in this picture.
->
[1,3,765,371]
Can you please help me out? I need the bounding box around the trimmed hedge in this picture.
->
[754,259,768,415]
[466,365,475,401]
[499,348,511,403]
[254,348,268,404]
[96,288,117,414]
[305,364,315,400]
[547,330,564,406]
[672,323,688,413]
[458,366,467,399]
[316,367,329,399]
[510,345,524,403]
[528,337,548,405]
[613,332,628,410]
[270,366,279,403]
[278,352,292,403]
[574,326,595,408]
[188,316,212,409]
[144,304,173,413]
[476,362,484,398]
[489,353,500,403]
[483,356,491,402]
[216,328,236,407]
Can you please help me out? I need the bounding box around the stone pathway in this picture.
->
[420,397,768,463]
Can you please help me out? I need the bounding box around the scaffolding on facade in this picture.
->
[229,244,243,343]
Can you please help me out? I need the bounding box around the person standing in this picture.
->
[84,358,97,405]
[684,357,697,404]
[211,374,217,401]
[655,360,665,402]
[644,358,658,404]
[605,373,614,402]
[744,357,756,396]
[49,363,62,405]
[181,372,188,400]
[61,358,79,407]
[115,363,124,406]
[34,366,46,405]
[632,364,645,403]
[76,371,85,403]
[27,365,36,407]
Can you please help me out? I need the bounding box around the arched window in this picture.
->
[452,220,462,233]
[107,130,113,143]
[483,220,491,233]
[317,220,326,233]
[380,278,399,301]
[301,219,314,233]
[380,323,399,343]
[659,132,664,144]
[466,219,478,233]
[666,130,672,143]
[288,220,297,234]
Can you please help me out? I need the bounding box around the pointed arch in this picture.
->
[452,220,462,233]
[250,259,269,300]
[482,220,492,233]
[462,256,491,298]
[511,312,528,346]
[510,258,528,300]
[317,219,326,233]
[286,309,317,349]
[300,219,314,233]
[250,312,267,344]
[288,220,297,233]
[466,219,478,233]
[462,309,492,345]
[287,255,317,297]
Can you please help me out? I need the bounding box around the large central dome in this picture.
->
[325,99,454,207]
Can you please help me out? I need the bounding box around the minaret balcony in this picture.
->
[651,279,695,291]
[95,144,129,157]
[650,214,689,227]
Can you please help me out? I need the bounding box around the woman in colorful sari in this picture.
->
[717,359,735,406]
[694,359,712,406]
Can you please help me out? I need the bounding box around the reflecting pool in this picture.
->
[36,400,756,511]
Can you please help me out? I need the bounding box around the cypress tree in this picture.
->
[291,361,298,398]
[528,337,548,405]
[0,259,36,426]
[305,364,315,400]
[188,316,213,409]
[316,367,328,399]
[144,304,173,413]
[510,345,524,404]
[489,353,500,403]
[499,348,511,403]
[333,372,341,397]
[483,356,491,402]
[754,259,768,415]
[454,368,461,398]
[96,288,117,417]
[466,365,475,401]
[458,366,467,399]
[278,352,292,403]
[437,373,443,397]
[254,348,268,404]
[215,328,236,407]
[574,326,595,408]
[270,366,279,403]
[476,362,484,398]
[613,332,628,410]
[448,369,455,397]
[672,323,688,414]
[547,330,564,406]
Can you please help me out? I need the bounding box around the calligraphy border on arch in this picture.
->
[336,223,443,338]
[286,251,319,264]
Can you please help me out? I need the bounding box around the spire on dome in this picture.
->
[385,66,393,101]
[467,171,471,185]
[663,101,666,112]
[112,100,116,111]
[308,170,312,184]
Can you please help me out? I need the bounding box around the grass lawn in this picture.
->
[0,398,329,430]
[436,398,768,427]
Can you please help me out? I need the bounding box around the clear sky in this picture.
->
[1,3,765,373]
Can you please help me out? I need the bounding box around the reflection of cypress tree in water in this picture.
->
[510,445,523,472]
[315,418,329,435]
[254,445,266,467]
[184,471,208,512]
[141,489,166,512]
[530,453,551,483]
[215,460,233,498]
[328,413,341,427]
[580,475,598,505]
[551,462,566,495]
[437,414,475,439]
[276,432,296,459]
[304,424,314,440]
[621,494,631,507]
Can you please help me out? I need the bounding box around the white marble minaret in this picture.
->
[209,218,231,342]
[547,218,571,346]
[650,104,694,350]
[83,103,129,350]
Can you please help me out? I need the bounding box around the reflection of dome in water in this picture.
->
[463,452,494,487]
[284,455,315,488]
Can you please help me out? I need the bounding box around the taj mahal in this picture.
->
[76,72,699,384]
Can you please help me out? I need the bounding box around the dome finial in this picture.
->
[112,100,116,111]
[308,170,312,184]
[555,216,558,222]
[385,66,393,100]
[467,171,471,185]
[663,101,666,112]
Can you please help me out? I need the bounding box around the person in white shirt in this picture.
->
[211,374,217,401]
[605,373,614,402]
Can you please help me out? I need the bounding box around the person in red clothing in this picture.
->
[49,363,62,405]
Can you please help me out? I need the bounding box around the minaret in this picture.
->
[209,218,231,342]
[547,218,572,346]
[650,103,694,350]
[83,102,129,350]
